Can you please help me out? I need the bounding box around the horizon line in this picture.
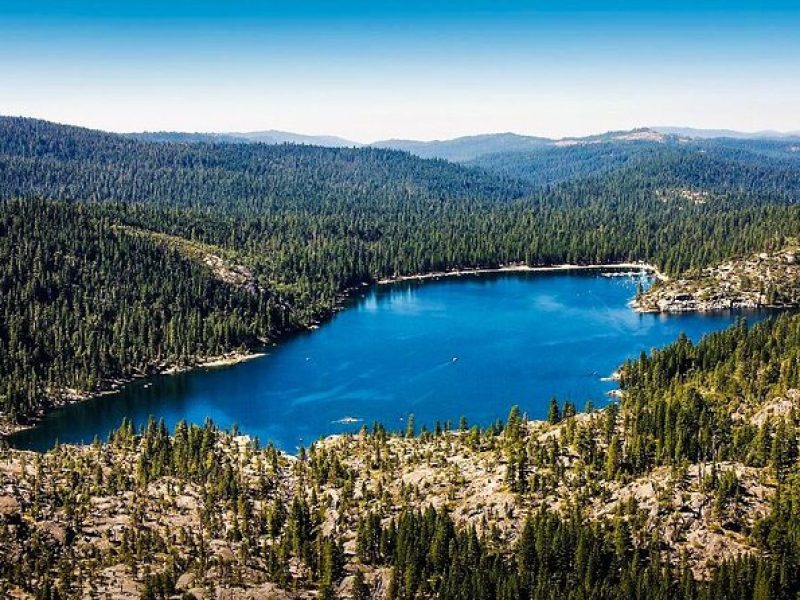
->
[4,114,800,145]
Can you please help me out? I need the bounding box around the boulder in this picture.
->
[36,521,71,546]
[176,571,196,590]
[0,495,20,518]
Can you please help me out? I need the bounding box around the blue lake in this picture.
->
[10,270,773,452]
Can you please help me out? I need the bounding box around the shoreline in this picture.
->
[633,246,800,314]
[166,351,267,373]
[376,262,668,285]
[1,349,268,438]
[632,301,796,315]
[3,261,664,443]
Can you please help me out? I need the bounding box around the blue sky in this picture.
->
[1,1,798,141]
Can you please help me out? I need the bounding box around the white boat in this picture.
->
[333,416,362,425]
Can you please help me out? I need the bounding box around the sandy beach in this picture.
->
[377,262,668,285]
[199,352,267,369]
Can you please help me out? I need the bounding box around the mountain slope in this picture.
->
[124,131,251,144]
[0,199,284,424]
[128,129,361,147]
[465,141,664,187]
[234,129,361,147]
[652,126,800,140]
[4,116,800,429]
[371,128,672,162]
[468,137,800,196]
[371,132,552,161]
[0,116,530,211]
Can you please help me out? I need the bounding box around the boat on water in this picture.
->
[333,416,362,425]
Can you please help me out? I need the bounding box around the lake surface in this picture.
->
[11,270,772,452]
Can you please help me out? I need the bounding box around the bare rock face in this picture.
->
[0,494,21,519]
[335,570,391,600]
[176,571,197,590]
[215,545,236,563]
[215,583,298,599]
[202,254,260,296]
[370,567,393,599]
[750,389,800,426]
[36,521,72,546]
[0,411,783,594]
[634,246,800,313]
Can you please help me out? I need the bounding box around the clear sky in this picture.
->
[1,1,799,141]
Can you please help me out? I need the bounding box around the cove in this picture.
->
[11,270,773,452]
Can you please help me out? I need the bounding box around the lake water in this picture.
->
[10,270,772,452]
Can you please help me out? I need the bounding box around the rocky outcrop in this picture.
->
[0,494,20,519]
[634,247,800,313]
[202,253,259,296]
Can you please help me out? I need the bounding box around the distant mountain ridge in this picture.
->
[8,116,799,196]
[370,128,674,161]
[651,126,800,140]
[124,126,679,161]
[370,132,553,162]
[0,115,528,209]
[233,129,361,147]
[126,129,361,147]
[125,124,800,160]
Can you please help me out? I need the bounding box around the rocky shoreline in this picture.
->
[634,247,800,313]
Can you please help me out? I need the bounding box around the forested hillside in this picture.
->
[1,315,799,598]
[2,118,800,426]
[0,200,286,423]
[0,117,528,211]
[468,138,800,197]
[371,132,552,161]
[465,142,663,187]
[125,129,360,147]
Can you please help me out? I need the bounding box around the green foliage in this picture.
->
[619,316,800,473]
[2,116,800,598]
[547,397,562,424]
[0,200,282,420]
[3,118,800,421]
[469,137,800,199]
